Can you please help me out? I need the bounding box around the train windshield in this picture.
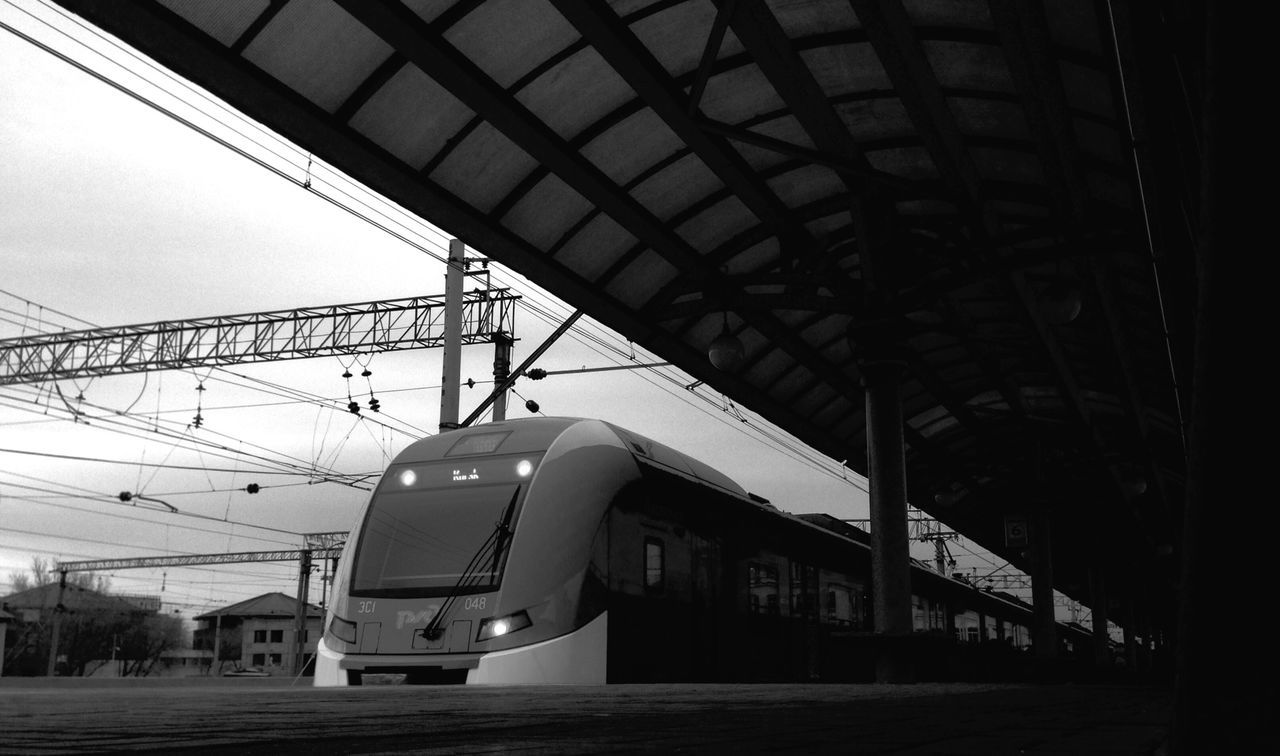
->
[350,454,540,597]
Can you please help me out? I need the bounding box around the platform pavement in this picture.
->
[0,678,1171,754]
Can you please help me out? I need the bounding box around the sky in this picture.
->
[0,1,1063,625]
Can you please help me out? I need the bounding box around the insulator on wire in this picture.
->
[527,368,547,380]
[348,401,361,415]
[369,398,381,412]
[246,483,260,494]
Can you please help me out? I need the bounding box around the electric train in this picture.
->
[314,417,1086,685]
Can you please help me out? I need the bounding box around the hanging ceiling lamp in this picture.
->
[708,312,744,371]
[1039,278,1082,324]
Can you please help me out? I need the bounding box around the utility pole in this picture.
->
[212,614,222,676]
[491,331,512,422]
[45,570,66,676]
[439,239,465,432]
[292,550,312,676]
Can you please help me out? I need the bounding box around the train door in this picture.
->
[790,560,820,680]
[690,533,720,680]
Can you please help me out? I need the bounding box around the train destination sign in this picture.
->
[445,431,511,457]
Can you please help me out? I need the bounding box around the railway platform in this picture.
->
[0,677,1173,754]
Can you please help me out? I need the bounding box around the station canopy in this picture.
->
[52,0,1199,629]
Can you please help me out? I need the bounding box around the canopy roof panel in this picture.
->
[53,0,1201,634]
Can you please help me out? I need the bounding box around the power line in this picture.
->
[0,5,855,497]
[0,487,306,541]
[0,446,338,476]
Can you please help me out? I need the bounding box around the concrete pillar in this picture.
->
[863,356,912,683]
[1029,507,1057,659]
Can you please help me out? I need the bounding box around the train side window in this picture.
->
[644,537,665,593]
[825,585,853,627]
[748,562,779,615]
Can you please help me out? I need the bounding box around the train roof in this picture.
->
[393,416,751,499]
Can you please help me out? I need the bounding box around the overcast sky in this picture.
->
[0,2,1033,619]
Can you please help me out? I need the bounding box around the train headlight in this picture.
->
[327,615,357,645]
[476,610,532,641]
[515,459,534,478]
[398,469,417,487]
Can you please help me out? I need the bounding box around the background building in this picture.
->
[194,592,323,676]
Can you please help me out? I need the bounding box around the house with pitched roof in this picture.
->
[194,592,322,676]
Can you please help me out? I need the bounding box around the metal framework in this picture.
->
[53,547,343,573]
[0,291,516,385]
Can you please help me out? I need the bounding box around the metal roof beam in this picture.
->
[552,0,795,235]
[846,0,1096,448]
[720,0,877,191]
[337,0,874,440]
[991,0,1172,517]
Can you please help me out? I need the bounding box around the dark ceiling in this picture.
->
[51,0,1205,636]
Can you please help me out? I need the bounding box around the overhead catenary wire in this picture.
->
[0,6,861,499]
[0,388,371,488]
[0,5,1031,590]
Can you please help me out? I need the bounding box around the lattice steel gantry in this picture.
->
[0,291,517,385]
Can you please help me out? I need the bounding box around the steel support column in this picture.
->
[1123,597,1138,672]
[864,357,912,683]
[1090,563,1110,668]
[1030,507,1057,659]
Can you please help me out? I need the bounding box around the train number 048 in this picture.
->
[464,597,486,611]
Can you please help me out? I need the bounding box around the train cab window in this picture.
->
[644,537,665,593]
[350,455,540,597]
[748,562,779,615]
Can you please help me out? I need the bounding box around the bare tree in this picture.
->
[119,614,185,677]
[6,557,110,595]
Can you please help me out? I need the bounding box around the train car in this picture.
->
[314,417,1077,686]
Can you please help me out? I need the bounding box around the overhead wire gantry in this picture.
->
[0,290,517,385]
